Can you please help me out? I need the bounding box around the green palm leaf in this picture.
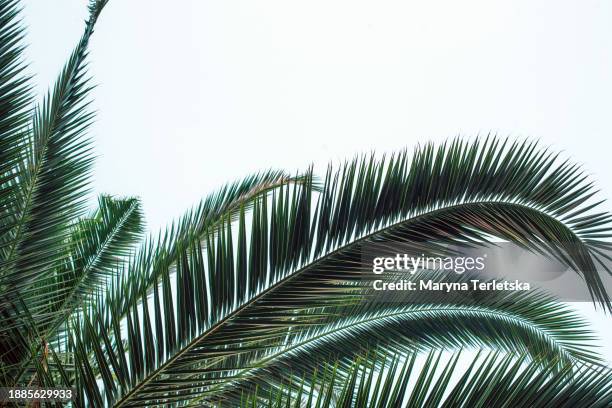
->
[237,350,612,408]
[1,0,109,292]
[4,194,143,386]
[190,277,599,405]
[0,0,110,384]
[26,195,143,334]
[74,137,612,406]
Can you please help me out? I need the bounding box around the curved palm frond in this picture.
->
[61,195,144,316]
[0,0,107,297]
[189,274,599,405]
[236,350,612,408]
[37,195,143,335]
[73,137,612,406]
[0,0,110,384]
[4,194,143,386]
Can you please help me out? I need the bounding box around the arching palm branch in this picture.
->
[0,1,611,407]
[238,350,612,408]
[70,135,612,406]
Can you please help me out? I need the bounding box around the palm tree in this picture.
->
[1,1,611,407]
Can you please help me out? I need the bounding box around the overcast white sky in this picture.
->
[22,0,612,362]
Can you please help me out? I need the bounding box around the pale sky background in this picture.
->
[21,1,612,362]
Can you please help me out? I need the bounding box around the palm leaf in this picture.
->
[1,0,109,293]
[74,137,612,406]
[236,350,612,408]
[0,0,110,382]
[4,194,142,387]
[47,195,143,335]
[189,274,599,405]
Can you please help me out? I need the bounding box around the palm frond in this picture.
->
[236,350,612,408]
[73,137,612,406]
[62,194,144,312]
[18,195,143,329]
[0,0,109,384]
[4,195,143,386]
[0,0,108,292]
[190,274,599,405]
